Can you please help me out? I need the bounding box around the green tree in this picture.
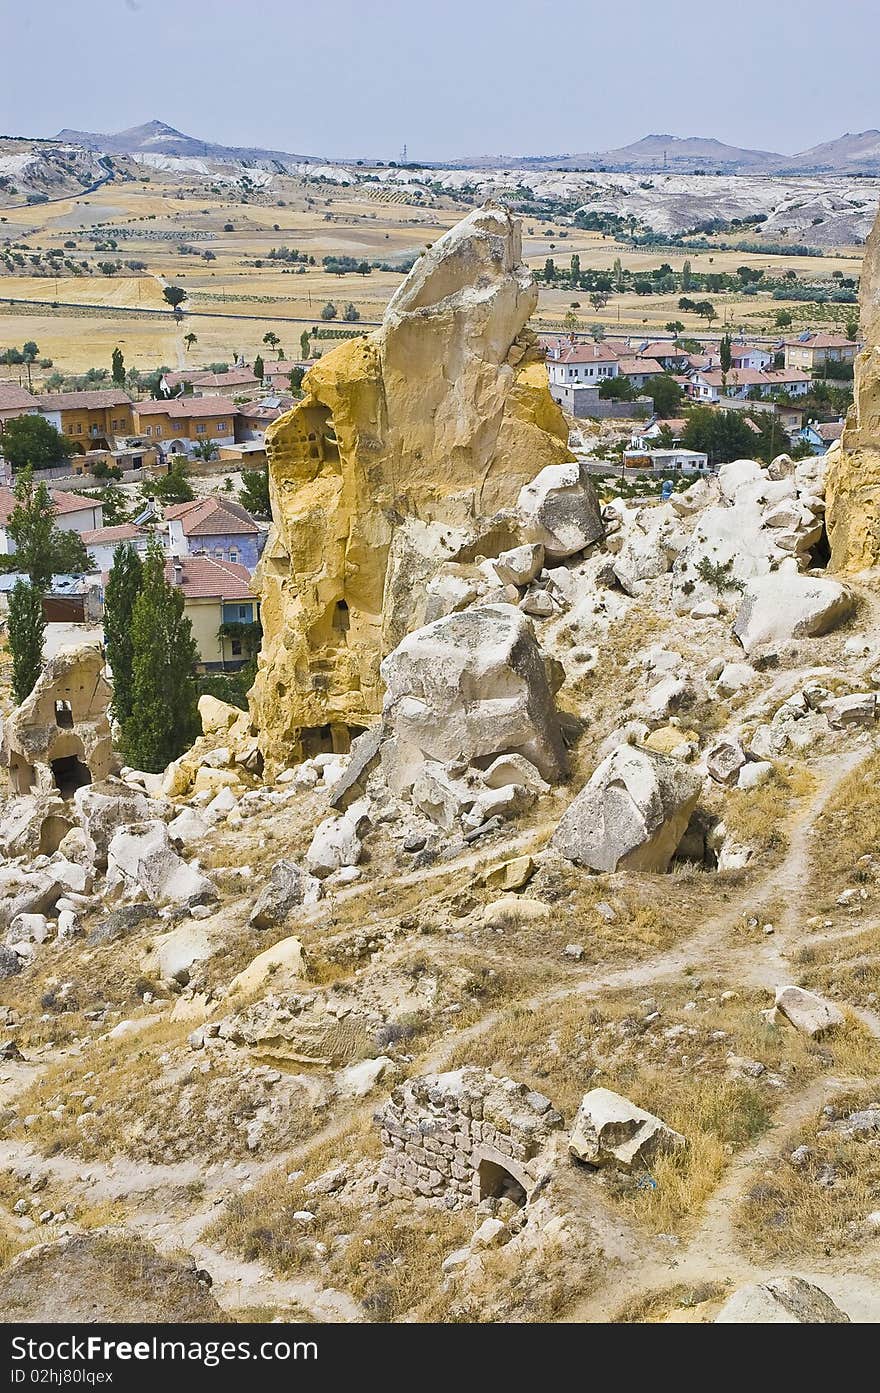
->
[262,331,280,353]
[288,366,305,393]
[148,456,195,504]
[775,309,793,329]
[253,353,265,382]
[192,437,217,462]
[122,543,199,772]
[104,542,143,727]
[184,332,198,352]
[599,375,635,401]
[162,285,187,309]
[720,332,732,391]
[239,468,270,518]
[111,346,125,386]
[681,259,693,291]
[646,373,683,417]
[300,329,310,359]
[845,316,860,341]
[665,320,685,337]
[4,469,90,586]
[343,303,360,322]
[0,416,74,472]
[320,302,337,320]
[22,341,38,363]
[562,309,579,332]
[570,253,581,280]
[612,257,624,291]
[543,258,556,282]
[8,580,44,706]
[682,407,756,463]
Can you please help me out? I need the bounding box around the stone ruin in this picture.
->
[374,1068,564,1209]
[1,644,112,801]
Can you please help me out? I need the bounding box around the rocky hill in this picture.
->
[0,206,878,1324]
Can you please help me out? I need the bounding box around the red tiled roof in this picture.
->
[0,486,97,527]
[784,333,857,349]
[36,390,133,411]
[165,555,253,601]
[616,356,664,376]
[135,397,238,418]
[0,384,37,411]
[551,341,621,364]
[81,524,144,545]
[815,421,845,441]
[164,495,258,536]
[164,368,259,390]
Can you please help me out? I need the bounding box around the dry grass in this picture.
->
[721,764,814,863]
[735,1085,880,1258]
[449,981,880,1234]
[808,750,880,906]
[617,1280,727,1323]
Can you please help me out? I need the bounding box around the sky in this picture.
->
[2,0,879,162]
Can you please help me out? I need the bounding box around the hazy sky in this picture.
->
[2,0,878,161]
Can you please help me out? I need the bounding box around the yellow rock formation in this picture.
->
[250,204,574,767]
[826,209,880,571]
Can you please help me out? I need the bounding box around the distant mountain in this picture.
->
[791,130,880,171]
[53,119,314,166]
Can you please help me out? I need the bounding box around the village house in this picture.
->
[162,366,261,396]
[635,341,691,371]
[133,397,239,456]
[799,419,845,455]
[0,486,102,557]
[783,332,859,372]
[35,390,135,450]
[236,398,293,442]
[0,383,38,435]
[624,440,710,473]
[729,342,773,371]
[614,356,665,389]
[689,367,811,402]
[165,556,259,671]
[546,341,621,386]
[165,496,264,571]
[80,523,153,572]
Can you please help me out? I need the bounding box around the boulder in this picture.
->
[0,867,64,927]
[517,460,604,559]
[551,746,703,873]
[228,935,306,995]
[381,604,567,791]
[305,814,363,878]
[0,794,72,859]
[168,808,215,847]
[327,726,383,810]
[106,820,215,906]
[773,985,845,1037]
[569,1087,686,1170]
[6,913,50,946]
[249,860,322,929]
[733,561,854,653]
[706,738,747,785]
[87,903,155,946]
[823,693,876,728]
[197,694,242,736]
[492,543,544,588]
[715,1276,849,1324]
[0,945,22,978]
[74,783,158,870]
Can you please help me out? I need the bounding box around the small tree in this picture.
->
[775,309,793,329]
[665,320,684,337]
[343,303,360,322]
[681,259,692,291]
[288,366,305,393]
[320,302,337,321]
[163,285,187,309]
[111,346,125,386]
[300,329,310,359]
[253,353,265,382]
[262,332,280,354]
[104,542,143,727]
[239,468,270,518]
[720,332,732,392]
[122,543,199,772]
[562,310,579,332]
[0,416,74,472]
[8,579,44,706]
[149,456,194,504]
[845,315,859,341]
[599,375,635,401]
[184,332,198,352]
[4,468,90,586]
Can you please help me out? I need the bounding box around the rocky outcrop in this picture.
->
[0,644,112,799]
[732,560,854,652]
[551,745,702,872]
[250,204,574,768]
[715,1276,850,1324]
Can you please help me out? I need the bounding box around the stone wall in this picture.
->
[374,1067,563,1208]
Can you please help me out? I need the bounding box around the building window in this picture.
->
[231,639,242,657]
[229,548,239,564]
[156,427,163,438]
[76,424,82,434]
[238,604,250,620]
[144,427,152,437]
[196,424,206,434]
[217,423,226,432]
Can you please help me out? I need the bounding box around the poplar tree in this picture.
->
[122,543,199,772]
[104,542,143,727]
[8,580,44,706]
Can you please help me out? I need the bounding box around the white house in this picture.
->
[80,523,152,572]
[729,343,773,372]
[546,341,621,386]
[0,486,102,556]
[623,445,710,473]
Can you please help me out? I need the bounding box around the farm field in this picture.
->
[0,171,867,380]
